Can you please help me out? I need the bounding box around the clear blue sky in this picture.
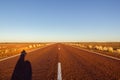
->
[0,0,120,42]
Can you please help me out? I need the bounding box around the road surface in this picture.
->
[0,43,120,80]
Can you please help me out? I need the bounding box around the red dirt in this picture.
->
[0,43,120,80]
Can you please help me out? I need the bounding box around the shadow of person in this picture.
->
[11,50,32,80]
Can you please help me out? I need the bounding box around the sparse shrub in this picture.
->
[5,49,9,53]
[80,45,86,48]
[33,44,36,48]
[95,45,99,50]
[108,47,113,53]
[98,46,103,51]
[29,45,32,48]
[103,47,108,51]
[88,45,92,49]
[39,44,41,46]
[117,49,120,53]
[36,44,39,47]
[94,45,103,51]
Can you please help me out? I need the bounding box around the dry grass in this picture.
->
[0,43,49,59]
[65,42,120,58]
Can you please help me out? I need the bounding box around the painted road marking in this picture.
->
[57,62,62,80]
[72,46,120,61]
[58,48,61,50]
[0,54,20,62]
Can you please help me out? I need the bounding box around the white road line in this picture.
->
[58,48,61,50]
[0,54,20,62]
[57,62,62,80]
[72,46,120,61]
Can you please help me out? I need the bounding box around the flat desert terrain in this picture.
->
[0,43,120,80]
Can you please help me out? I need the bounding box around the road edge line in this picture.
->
[0,44,53,62]
[0,48,40,62]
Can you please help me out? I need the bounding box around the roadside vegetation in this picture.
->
[66,42,120,58]
[0,43,49,59]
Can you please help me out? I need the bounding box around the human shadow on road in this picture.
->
[11,50,32,80]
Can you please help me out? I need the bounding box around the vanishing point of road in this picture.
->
[0,43,120,80]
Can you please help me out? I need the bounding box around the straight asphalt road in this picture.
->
[0,43,120,80]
